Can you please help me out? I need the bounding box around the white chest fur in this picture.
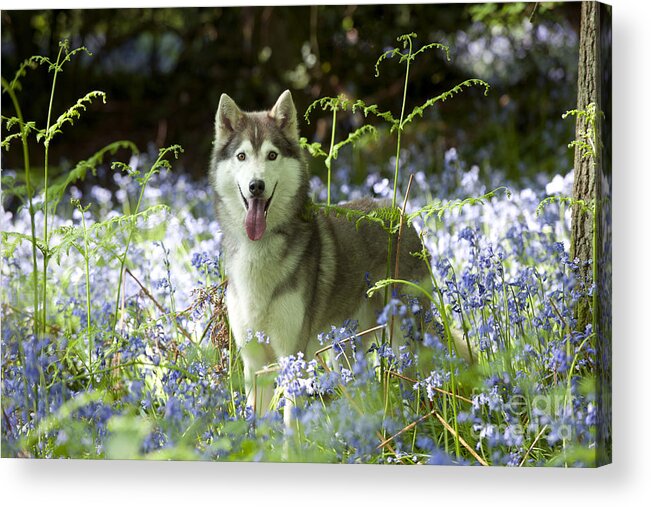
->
[225,235,306,359]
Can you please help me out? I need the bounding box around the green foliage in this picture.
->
[37,91,107,147]
[6,55,50,91]
[536,196,594,217]
[1,39,181,386]
[306,201,401,233]
[401,78,490,131]
[562,102,602,160]
[374,33,450,78]
[48,141,139,214]
[105,415,153,459]
[303,32,490,227]
[110,144,184,333]
[51,204,170,263]
[304,95,397,130]
[408,186,511,224]
[301,124,378,161]
[18,391,107,452]
[1,119,37,152]
[467,2,561,25]
[1,231,48,258]
[303,95,381,205]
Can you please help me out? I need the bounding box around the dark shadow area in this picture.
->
[2,3,580,187]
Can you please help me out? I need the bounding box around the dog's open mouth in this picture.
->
[238,182,277,241]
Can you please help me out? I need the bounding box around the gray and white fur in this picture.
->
[209,90,428,415]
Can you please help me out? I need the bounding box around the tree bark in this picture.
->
[571,1,600,331]
[571,0,611,467]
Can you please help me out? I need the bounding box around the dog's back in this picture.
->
[302,198,428,353]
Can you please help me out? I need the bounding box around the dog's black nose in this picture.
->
[249,179,265,197]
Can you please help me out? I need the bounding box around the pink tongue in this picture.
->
[245,198,267,241]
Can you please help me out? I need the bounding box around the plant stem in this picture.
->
[1,78,39,338]
[429,274,462,459]
[391,37,413,210]
[112,150,169,334]
[79,206,93,374]
[41,43,65,336]
[383,35,414,348]
[1,77,37,423]
[325,107,337,206]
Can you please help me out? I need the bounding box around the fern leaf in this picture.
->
[300,138,327,158]
[1,131,24,151]
[374,47,407,77]
[350,100,397,125]
[40,91,107,145]
[411,42,451,62]
[536,196,594,217]
[306,202,403,233]
[401,79,490,130]
[332,125,377,159]
[7,55,51,92]
[47,140,139,212]
[408,186,510,224]
[2,231,49,257]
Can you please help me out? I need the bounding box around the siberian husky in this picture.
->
[209,90,429,415]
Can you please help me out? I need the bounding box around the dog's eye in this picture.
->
[267,151,278,161]
[237,152,246,161]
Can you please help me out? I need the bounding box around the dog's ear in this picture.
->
[269,90,298,139]
[215,93,243,137]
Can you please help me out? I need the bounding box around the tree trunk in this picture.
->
[571,1,600,331]
[571,0,611,467]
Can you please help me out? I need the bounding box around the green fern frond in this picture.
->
[2,115,22,131]
[563,103,603,160]
[397,32,418,44]
[350,100,397,125]
[376,34,449,76]
[45,204,169,265]
[374,47,408,77]
[299,138,327,158]
[1,176,27,201]
[1,116,37,150]
[355,206,402,232]
[536,196,594,217]
[408,186,510,224]
[1,131,25,151]
[2,231,49,257]
[47,140,139,212]
[38,91,107,146]
[401,79,490,131]
[152,144,184,172]
[304,96,343,124]
[111,161,137,177]
[305,96,397,127]
[306,202,402,233]
[411,42,451,62]
[92,204,170,233]
[46,42,92,74]
[366,276,433,302]
[331,125,377,159]
[6,55,51,92]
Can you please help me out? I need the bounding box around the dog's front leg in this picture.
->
[240,341,276,416]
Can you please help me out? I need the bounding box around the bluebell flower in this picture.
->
[415,369,451,401]
[276,353,319,398]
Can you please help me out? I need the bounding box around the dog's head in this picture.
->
[209,90,307,242]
